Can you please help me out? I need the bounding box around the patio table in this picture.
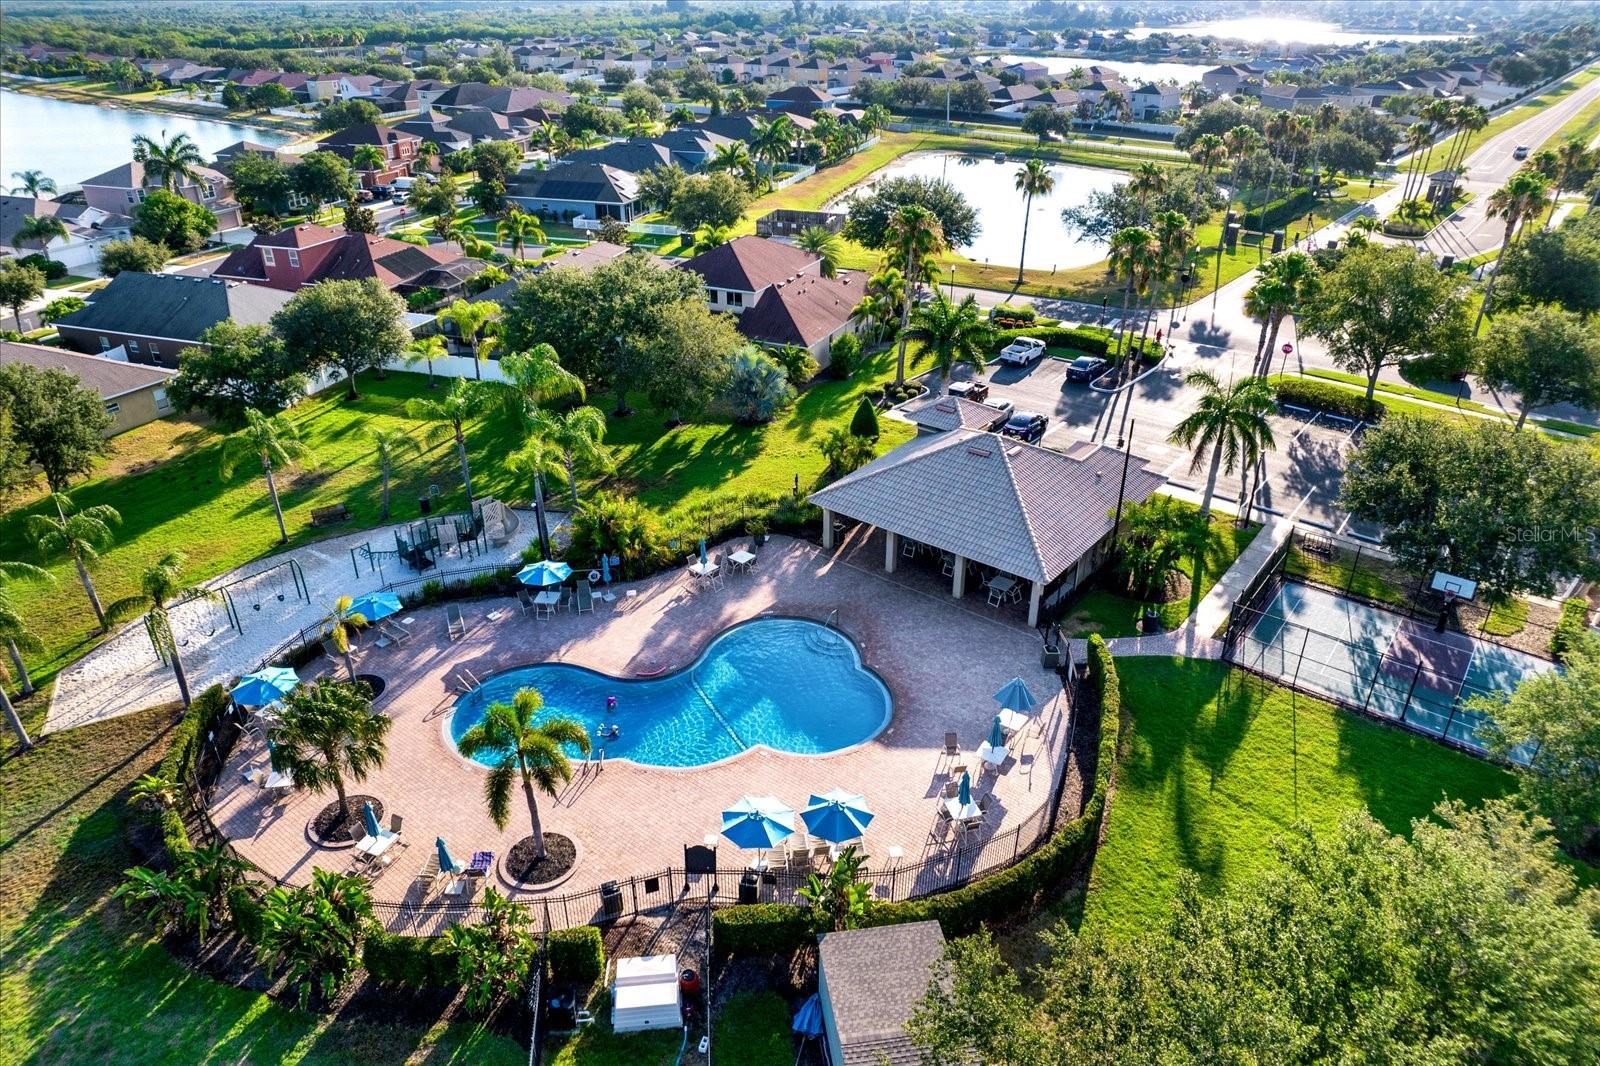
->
[355,833,398,861]
[728,550,756,572]
[262,769,293,792]
[533,590,560,618]
[996,709,1030,735]
[977,740,1009,768]
[943,797,981,822]
[689,561,720,579]
[985,575,1017,607]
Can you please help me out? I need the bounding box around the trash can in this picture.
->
[418,496,432,515]
[1040,644,1062,669]
[738,871,759,904]
[600,880,623,919]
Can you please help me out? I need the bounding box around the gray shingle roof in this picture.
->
[906,395,1008,433]
[819,921,944,1066]
[808,429,1166,584]
[54,273,293,343]
[0,340,174,400]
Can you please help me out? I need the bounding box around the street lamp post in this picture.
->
[1110,420,1135,554]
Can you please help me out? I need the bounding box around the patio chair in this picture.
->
[414,852,440,891]
[378,620,410,645]
[447,604,466,640]
[977,794,995,822]
[517,588,535,614]
[942,779,961,799]
[575,578,594,614]
[941,553,955,577]
[389,814,404,837]
[941,732,959,760]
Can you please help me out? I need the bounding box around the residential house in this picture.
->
[0,195,128,270]
[816,922,946,1066]
[210,223,484,295]
[1015,87,1080,111]
[1129,83,1181,119]
[1201,63,1258,94]
[212,140,288,166]
[504,163,643,221]
[679,235,821,314]
[1320,84,1377,110]
[1260,83,1329,112]
[678,236,861,363]
[392,117,475,157]
[77,160,244,235]
[766,84,834,115]
[53,272,293,368]
[0,340,176,435]
[316,123,421,188]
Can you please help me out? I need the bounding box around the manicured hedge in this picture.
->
[1550,597,1591,662]
[1241,188,1316,232]
[711,635,1125,953]
[1270,377,1383,423]
[362,930,459,988]
[994,325,1158,362]
[151,683,233,860]
[548,925,605,985]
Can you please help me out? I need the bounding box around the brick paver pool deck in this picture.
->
[210,536,1072,925]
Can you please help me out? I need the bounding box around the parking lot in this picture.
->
[940,346,1373,538]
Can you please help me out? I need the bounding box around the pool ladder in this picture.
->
[455,667,482,693]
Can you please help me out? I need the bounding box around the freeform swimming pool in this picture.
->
[448,618,892,768]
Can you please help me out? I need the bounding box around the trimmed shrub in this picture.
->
[16,253,68,280]
[228,884,265,943]
[712,636,1124,952]
[828,333,863,378]
[989,302,1036,328]
[362,930,459,988]
[849,396,879,439]
[1241,188,1316,232]
[1270,377,1383,422]
[1550,597,1590,662]
[547,925,604,985]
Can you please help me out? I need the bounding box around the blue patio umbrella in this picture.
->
[792,994,824,1038]
[348,591,402,623]
[801,788,874,842]
[230,667,299,707]
[958,771,972,808]
[993,677,1038,713]
[721,795,796,850]
[361,801,381,839]
[516,559,572,587]
[698,538,708,566]
[988,715,1007,750]
[600,555,611,584]
[436,836,461,874]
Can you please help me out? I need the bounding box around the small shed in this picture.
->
[818,920,946,1065]
[611,953,682,1033]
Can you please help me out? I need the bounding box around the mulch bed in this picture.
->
[505,833,576,885]
[311,795,383,845]
[354,674,387,700]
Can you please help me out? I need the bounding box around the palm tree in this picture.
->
[405,378,488,504]
[1442,104,1488,175]
[750,114,795,189]
[1012,158,1056,284]
[497,342,585,413]
[131,131,204,192]
[1127,161,1167,224]
[1108,225,1158,365]
[9,170,56,197]
[1253,251,1317,376]
[1261,110,1295,206]
[667,105,696,129]
[367,427,423,521]
[544,406,613,509]
[507,433,565,559]
[1168,371,1277,520]
[26,493,119,631]
[1135,210,1193,360]
[351,144,385,175]
[402,334,445,389]
[1476,172,1551,333]
[496,210,545,261]
[1188,132,1225,174]
[440,299,500,381]
[417,141,440,173]
[319,596,368,682]
[272,677,391,837]
[1213,125,1262,306]
[690,223,733,254]
[455,687,589,861]
[1243,273,1294,375]
[796,224,844,277]
[1547,138,1592,227]
[16,214,68,256]
[1398,122,1433,203]
[219,408,315,545]
[1412,99,1456,199]
[1309,102,1340,190]
[708,141,758,188]
[887,205,947,387]
[106,552,210,708]
[905,293,992,389]
[0,558,50,711]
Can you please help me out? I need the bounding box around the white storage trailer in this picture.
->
[610,953,683,1033]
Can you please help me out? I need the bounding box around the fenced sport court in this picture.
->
[1227,580,1552,764]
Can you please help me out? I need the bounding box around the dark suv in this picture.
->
[1066,355,1109,383]
[947,380,990,403]
[1000,411,1048,444]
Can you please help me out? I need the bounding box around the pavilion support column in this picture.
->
[884,530,898,574]
[952,554,967,599]
[1027,581,1044,628]
[821,508,835,549]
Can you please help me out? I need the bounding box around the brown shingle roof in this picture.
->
[808,429,1166,584]
[737,271,859,348]
[0,340,174,400]
[679,235,818,293]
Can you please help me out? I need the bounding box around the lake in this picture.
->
[832,152,1122,272]
[0,89,295,190]
[1125,17,1469,46]
[983,54,1214,86]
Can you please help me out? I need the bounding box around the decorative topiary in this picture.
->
[849,395,880,439]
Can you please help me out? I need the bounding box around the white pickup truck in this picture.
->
[997,337,1047,367]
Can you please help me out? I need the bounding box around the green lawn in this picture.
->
[1062,512,1261,638]
[1287,368,1598,439]
[1281,540,1412,606]
[711,991,793,1066]
[1,347,919,696]
[1082,658,1515,938]
[1407,65,1600,168]
[0,703,524,1065]
[541,991,681,1065]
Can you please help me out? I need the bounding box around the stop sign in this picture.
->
[1282,343,1293,354]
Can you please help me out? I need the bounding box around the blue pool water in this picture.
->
[449,618,892,768]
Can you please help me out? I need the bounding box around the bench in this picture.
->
[311,504,350,527]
